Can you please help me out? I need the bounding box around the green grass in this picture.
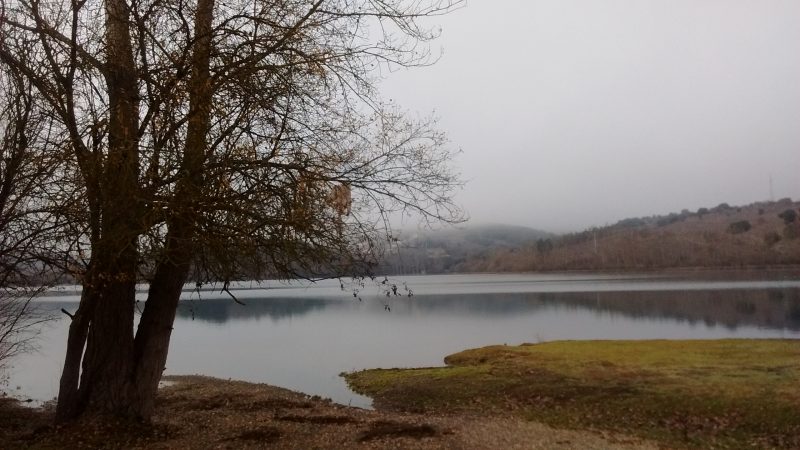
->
[345,340,800,449]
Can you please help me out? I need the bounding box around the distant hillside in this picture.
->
[458,199,800,272]
[377,224,553,274]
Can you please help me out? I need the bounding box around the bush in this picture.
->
[0,289,48,373]
[714,203,731,212]
[616,218,647,228]
[536,238,554,254]
[727,220,751,234]
[778,209,797,225]
[764,231,781,246]
[783,223,800,240]
[657,214,681,227]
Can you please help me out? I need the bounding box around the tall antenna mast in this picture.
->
[769,174,774,201]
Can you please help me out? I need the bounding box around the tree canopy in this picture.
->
[0,0,463,421]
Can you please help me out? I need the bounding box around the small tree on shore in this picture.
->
[0,288,51,377]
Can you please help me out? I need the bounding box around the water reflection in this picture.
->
[8,276,800,409]
[177,297,328,324]
[177,288,800,332]
[166,287,800,408]
[554,289,800,331]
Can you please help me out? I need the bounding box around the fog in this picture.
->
[382,0,800,232]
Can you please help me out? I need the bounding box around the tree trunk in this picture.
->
[55,0,214,422]
[129,0,214,417]
[54,282,96,421]
[56,244,139,420]
[77,261,137,414]
[130,241,191,417]
[55,0,141,421]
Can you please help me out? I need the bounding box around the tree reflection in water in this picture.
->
[176,288,800,332]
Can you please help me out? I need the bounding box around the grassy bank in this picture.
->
[345,339,800,449]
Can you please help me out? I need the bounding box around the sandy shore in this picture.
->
[1,375,656,449]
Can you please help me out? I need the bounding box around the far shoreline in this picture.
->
[34,264,800,298]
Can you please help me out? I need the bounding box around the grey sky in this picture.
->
[381,0,800,232]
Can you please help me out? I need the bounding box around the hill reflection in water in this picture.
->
[177,288,800,332]
[176,297,329,324]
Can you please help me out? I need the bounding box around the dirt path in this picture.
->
[4,376,657,449]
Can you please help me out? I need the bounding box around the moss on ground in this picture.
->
[345,339,800,449]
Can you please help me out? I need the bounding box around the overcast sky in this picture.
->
[381,0,800,233]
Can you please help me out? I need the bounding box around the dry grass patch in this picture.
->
[1,374,655,449]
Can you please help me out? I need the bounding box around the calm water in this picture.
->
[7,271,800,408]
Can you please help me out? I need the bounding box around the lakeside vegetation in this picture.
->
[346,339,800,449]
[384,199,800,274]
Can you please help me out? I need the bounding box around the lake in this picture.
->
[6,271,800,408]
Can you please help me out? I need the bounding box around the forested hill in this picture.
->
[376,224,553,275]
[456,199,800,272]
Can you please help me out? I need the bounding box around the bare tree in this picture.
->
[1,0,464,421]
[0,288,50,377]
[0,57,62,378]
